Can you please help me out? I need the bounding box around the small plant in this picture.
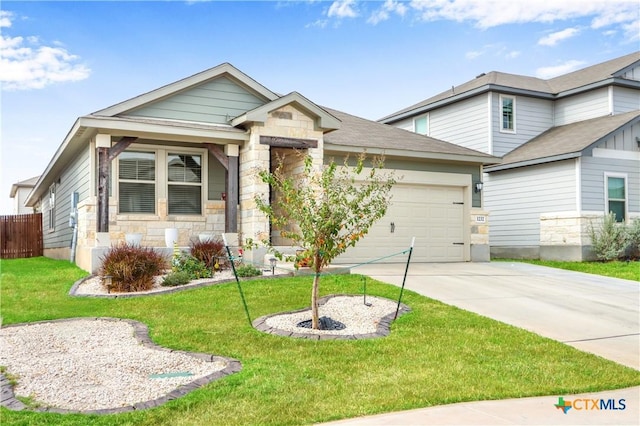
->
[173,254,213,280]
[161,271,192,287]
[623,218,640,260]
[588,213,628,261]
[190,238,226,270]
[234,264,263,277]
[99,243,166,292]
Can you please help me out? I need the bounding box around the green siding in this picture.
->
[127,76,267,124]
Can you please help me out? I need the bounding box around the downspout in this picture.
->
[70,192,79,263]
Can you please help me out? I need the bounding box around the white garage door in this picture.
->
[336,184,465,264]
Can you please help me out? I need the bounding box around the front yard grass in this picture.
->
[495,259,639,281]
[1,257,639,426]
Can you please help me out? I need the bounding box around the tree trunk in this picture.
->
[311,252,322,329]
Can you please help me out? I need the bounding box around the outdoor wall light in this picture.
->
[474,182,484,193]
[269,257,277,275]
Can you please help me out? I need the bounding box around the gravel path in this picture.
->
[0,318,241,414]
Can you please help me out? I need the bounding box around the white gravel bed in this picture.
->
[0,319,227,411]
[265,295,399,335]
[74,270,236,296]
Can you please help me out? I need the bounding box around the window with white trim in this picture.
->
[168,153,202,215]
[606,174,627,222]
[414,115,428,135]
[500,95,515,132]
[48,184,56,230]
[118,151,156,214]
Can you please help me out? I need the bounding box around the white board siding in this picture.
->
[43,146,91,250]
[621,65,640,81]
[391,117,415,132]
[612,87,640,114]
[492,94,553,157]
[598,122,640,151]
[127,76,266,125]
[484,160,577,247]
[429,96,489,153]
[554,87,609,125]
[580,156,640,213]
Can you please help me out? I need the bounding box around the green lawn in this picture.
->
[495,259,640,282]
[1,257,638,426]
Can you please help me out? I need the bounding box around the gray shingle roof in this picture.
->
[486,110,640,171]
[381,51,640,122]
[324,107,498,163]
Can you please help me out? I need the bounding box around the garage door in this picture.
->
[336,184,465,264]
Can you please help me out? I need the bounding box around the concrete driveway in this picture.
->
[353,261,639,370]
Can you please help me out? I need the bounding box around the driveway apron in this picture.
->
[352,261,639,370]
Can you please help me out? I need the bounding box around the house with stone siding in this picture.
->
[380,52,640,260]
[26,63,497,273]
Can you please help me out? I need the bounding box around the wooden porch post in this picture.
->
[96,136,137,233]
[205,143,239,233]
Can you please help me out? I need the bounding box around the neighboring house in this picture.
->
[380,52,640,261]
[9,176,39,215]
[26,63,498,273]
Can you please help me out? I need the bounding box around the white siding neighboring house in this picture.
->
[26,63,497,272]
[9,176,39,214]
[381,52,640,260]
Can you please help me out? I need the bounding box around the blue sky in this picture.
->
[1,0,638,213]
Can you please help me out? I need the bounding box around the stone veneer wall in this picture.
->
[74,196,225,273]
[539,211,640,261]
[239,105,324,263]
[470,209,490,261]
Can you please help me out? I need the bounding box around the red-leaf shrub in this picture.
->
[99,243,167,292]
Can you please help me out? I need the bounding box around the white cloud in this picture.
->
[466,50,483,60]
[536,59,587,79]
[328,0,358,19]
[0,10,13,28]
[505,50,521,59]
[407,0,638,29]
[368,0,407,25]
[538,27,580,46]
[0,13,90,90]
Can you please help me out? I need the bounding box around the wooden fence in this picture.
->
[0,213,43,259]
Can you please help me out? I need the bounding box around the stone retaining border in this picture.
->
[0,317,242,414]
[68,272,290,299]
[253,294,411,340]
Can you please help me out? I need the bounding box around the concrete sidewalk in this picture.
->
[321,386,639,425]
[319,261,639,425]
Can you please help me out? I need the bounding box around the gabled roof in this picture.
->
[93,62,279,117]
[485,110,640,172]
[380,51,640,123]
[10,176,39,198]
[324,108,499,165]
[231,91,341,131]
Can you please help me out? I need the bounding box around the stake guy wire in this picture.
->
[221,237,415,327]
[223,234,252,327]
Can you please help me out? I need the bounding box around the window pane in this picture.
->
[119,152,155,180]
[168,185,201,215]
[168,154,201,183]
[608,200,625,222]
[502,97,513,130]
[119,182,155,213]
[607,177,625,199]
[414,116,427,135]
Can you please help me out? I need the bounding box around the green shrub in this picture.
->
[161,271,192,287]
[623,218,640,260]
[190,238,227,270]
[235,264,263,277]
[173,254,213,280]
[588,213,628,261]
[99,243,166,292]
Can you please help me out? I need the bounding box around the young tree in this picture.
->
[253,151,396,329]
